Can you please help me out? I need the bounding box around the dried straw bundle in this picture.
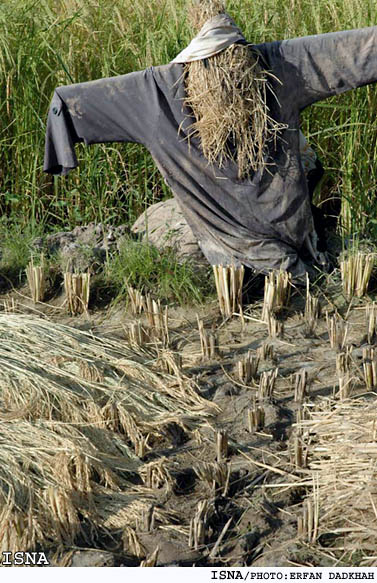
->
[184,44,288,178]
[340,252,375,299]
[294,398,377,556]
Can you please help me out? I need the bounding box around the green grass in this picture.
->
[104,237,215,305]
[1,0,377,300]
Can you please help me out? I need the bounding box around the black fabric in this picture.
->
[44,26,377,279]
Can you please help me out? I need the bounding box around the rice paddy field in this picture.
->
[2,0,377,568]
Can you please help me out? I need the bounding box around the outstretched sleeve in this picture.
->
[277,26,377,109]
[44,68,156,175]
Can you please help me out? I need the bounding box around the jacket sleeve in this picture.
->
[44,68,156,175]
[277,26,377,109]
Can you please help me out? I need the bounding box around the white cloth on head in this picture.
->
[171,13,245,63]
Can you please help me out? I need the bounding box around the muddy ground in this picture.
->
[0,271,374,568]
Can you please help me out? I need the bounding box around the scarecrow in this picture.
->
[44,1,377,282]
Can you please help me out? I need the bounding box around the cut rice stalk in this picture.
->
[139,458,172,490]
[197,317,219,359]
[266,309,284,339]
[362,346,377,389]
[304,273,320,335]
[262,271,291,322]
[188,500,211,550]
[257,343,275,362]
[216,431,228,463]
[213,265,244,318]
[26,255,47,303]
[258,368,278,402]
[236,350,259,384]
[248,397,265,433]
[340,252,375,299]
[366,302,377,344]
[294,369,309,402]
[127,285,145,315]
[64,272,90,315]
[326,311,348,351]
[194,461,230,495]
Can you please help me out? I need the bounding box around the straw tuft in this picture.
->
[184,44,288,178]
